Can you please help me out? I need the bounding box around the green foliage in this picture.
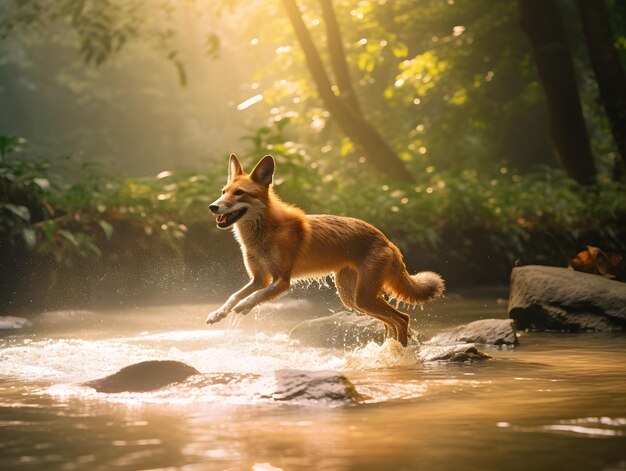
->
[232,117,625,279]
[289,165,625,275]
[2,2,625,312]
[0,134,227,268]
[2,0,623,181]
[1,133,624,304]
[0,0,225,86]
[0,135,51,247]
[252,0,561,176]
[0,135,106,264]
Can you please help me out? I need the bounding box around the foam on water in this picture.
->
[345,339,419,370]
[1,329,426,385]
[0,338,161,382]
[46,374,269,406]
[0,326,433,405]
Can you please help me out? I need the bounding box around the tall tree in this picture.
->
[282,0,414,183]
[576,0,626,176]
[518,0,597,184]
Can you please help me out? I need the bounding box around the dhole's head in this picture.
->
[208,153,274,229]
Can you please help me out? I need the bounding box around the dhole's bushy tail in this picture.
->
[385,249,445,305]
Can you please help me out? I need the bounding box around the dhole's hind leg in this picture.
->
[359,296,410,346]
[336,267,395,340]
[335,267,358,311]
[353,269,410,346]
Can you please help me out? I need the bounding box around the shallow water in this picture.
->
[1,292,625,470]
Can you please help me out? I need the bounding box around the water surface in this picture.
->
[1,292,625,470]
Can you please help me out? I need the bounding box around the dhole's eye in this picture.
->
[233,189,246,196]
[221,189,225,195]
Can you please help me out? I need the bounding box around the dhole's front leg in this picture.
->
[206,277,269,324]
[232,277,291,315]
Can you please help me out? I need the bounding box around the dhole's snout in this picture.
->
[209,197,248,229]
[209,196,228,214]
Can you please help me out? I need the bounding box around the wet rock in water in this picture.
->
[425,319,518,346]
[263,369,360,403]
[418,344,491,362]
[508,265,626,332]
[83,360,200,393]
[290,311,385,348]
[0,316,32,330]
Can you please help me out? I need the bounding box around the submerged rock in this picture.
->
[418,344,491,362]
[508,265,626,332]
[425,319,518,346]
[263,369,360,403]
[290,311,385,348]
[83,360,200,393]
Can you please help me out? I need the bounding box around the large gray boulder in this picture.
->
[425,319,518,346]
[508,265,626,332]
[290,311,385,348]
[83,360,200,393]
[261,369,360,403]
[419,344,491,362]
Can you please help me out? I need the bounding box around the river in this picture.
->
[1,291,625,470]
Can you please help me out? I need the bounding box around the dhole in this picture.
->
[207,154,444,346]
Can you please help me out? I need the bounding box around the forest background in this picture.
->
[1,0,624,313]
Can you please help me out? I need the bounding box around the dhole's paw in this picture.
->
[206,310,228,325]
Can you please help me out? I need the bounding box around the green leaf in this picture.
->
[22,228,36,249]
[58,229,78,246]
[43,222,59,239]
[99,220,114,239]
[0,135,26,157]
[3,204,30,221]
[391,42,409,58]
[204,33,220,58]
[33,177,50,190]
[86,241,102,257]
[173,59,187,87]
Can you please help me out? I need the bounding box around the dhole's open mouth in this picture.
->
[215,208,247,228]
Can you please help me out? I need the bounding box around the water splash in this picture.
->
[0,306,441,407]
[345,339,418,370]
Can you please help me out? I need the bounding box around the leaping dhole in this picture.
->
[207,154,444,346]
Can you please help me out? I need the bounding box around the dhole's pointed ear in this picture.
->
[250,155,275,186]
[228,153,244,182]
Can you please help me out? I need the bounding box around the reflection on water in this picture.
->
[1,294,626,470]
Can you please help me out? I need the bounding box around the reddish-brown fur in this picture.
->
[206,154,445,346]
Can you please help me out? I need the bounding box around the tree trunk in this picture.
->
[577,0,626,174]
[519,0,597,184]
[282,0,414,183]
[319,0,361,115]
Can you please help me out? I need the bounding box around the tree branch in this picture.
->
[319,0,361,115]
[282,0,413,183]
